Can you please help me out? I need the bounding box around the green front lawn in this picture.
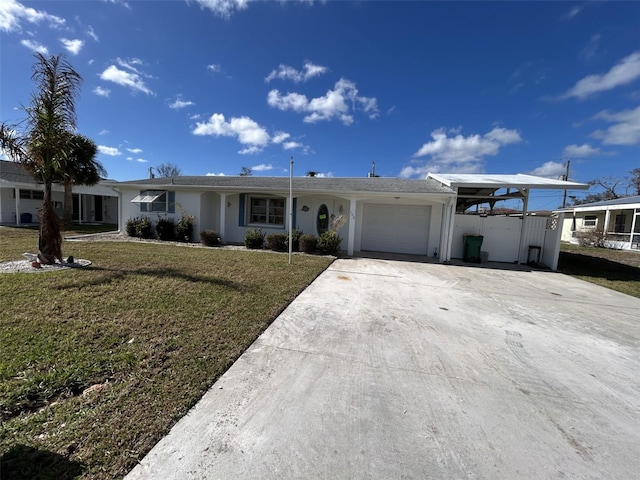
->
[0,227,332,479]
[559,243,640,298]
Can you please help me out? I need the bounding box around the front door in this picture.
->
[317,204,329,234]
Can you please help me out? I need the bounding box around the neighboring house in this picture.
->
[0,160,120,226]
[557,196,640,250]
[118,173,587,270]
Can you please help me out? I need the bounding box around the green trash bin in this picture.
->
[463,234,484,263]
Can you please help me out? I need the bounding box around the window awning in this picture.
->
[131,190,165,203]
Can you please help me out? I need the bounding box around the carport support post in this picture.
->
[517,188,529,264]
[440,196,456,263]
[347,196,356,256]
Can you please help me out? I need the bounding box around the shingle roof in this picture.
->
[0,160,38,184]
[118,175,455,195]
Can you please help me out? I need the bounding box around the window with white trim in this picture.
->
[249,197,285,226]
[583,215,597,228]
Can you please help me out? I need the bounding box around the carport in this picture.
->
[428,174,588,270]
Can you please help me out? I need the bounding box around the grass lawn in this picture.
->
[0,226,333,479]
[558,243,640,298]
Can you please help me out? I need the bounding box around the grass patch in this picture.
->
[559,243,640,298]
[0,227,332,479]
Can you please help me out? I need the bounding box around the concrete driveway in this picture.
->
[126,258,640,479]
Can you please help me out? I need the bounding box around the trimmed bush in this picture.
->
[265,233,288,252]
[125,217,152,239]
[125,218,137,237]
[155,218,175,241]
[176,215,194,242]
[244,229,265,249]
[286,229,302,252]
[299,234,318,254]
[317,230,342,255]
[200,230,221,247]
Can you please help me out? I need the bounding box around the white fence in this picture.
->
[452,215,561,268]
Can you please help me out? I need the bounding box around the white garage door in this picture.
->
[361,204,430,255]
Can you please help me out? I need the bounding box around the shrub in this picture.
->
[244,229,265,249]
[317,230,342,255]
[136,216,152,239]
[299,234,318,254]
[574,228,608,248]
[200,230,221,247]
[125,217,152,239]
[265,233,288,252]
[176,214,194,242]
[125,217,137,237]
[155,218,175,241]
[286,229,302,252]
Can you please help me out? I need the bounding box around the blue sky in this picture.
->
[1,0,639,210]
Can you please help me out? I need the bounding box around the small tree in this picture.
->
[156,162,181,177]
[239,166,252,176]
[0,53,82,263]
[629,168,640,196]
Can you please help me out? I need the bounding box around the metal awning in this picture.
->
[131,190,165,203]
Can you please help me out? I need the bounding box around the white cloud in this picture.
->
[169,97,195,109]
[267,78,378,125]
[562,143,601,158]
[282,141,302,150]
[206,172,226,176]
[93,86,110,97]
[207,64,221,73]
[315,172,334,178]
[193,113,270,152]
[20,39,48,54]
[265,61,327,83]
[251,163,273,172]
[529,161,566,178]
[401,126,522,178]
[0,0,65,33]
[580,34,601,63]
[60,38,83,55]
[100,65,153,95]
[126,147,143,154]
[271,131,290,144]
[562,5,582,21]
[87,25,98,41]
[103,0,131,9]
[135,158,147,163]
[98,145,121,156]
[562,52,640,100]
[98,129,109,135]
[191,0,251,19]
[591,105,640,145]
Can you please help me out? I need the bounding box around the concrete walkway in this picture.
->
[126,258,640,479]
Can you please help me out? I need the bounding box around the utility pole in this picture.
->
[562,159,571,208]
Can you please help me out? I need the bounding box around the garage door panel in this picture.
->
[362,204,430,255]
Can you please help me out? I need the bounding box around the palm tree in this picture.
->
[0,53,81,264]
[61,134,106,225]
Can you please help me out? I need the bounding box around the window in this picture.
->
[249,197,285,226]
[18,189,44,200]
[583,215,597,228]
[131,190,174,213]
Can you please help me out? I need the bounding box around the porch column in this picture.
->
[14,187,20,225]
[219,193,227,242]
[517,188,529,264]
[78,194,83,224]
[604,207,611,234]
[347,196,356,256]
[630,208,638,247]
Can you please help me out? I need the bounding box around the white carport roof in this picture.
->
[427,173,588,190]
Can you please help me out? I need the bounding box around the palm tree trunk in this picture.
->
[38,182,63,264]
